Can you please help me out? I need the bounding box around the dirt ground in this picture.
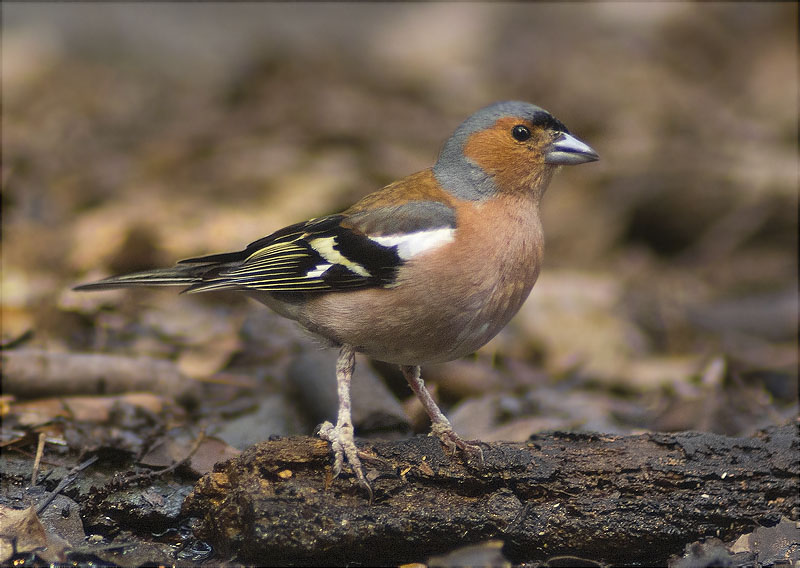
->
[2,4,797,566]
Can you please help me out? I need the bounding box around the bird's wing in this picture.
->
[182,200,457,294]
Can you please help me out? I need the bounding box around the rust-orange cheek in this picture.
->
[463,121,550,194]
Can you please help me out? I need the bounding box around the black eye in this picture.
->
[511,125,531,142]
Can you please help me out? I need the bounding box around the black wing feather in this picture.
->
[183,214,402,293]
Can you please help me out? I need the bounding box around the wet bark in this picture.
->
[183,423,798,566]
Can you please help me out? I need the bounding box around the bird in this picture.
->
[75,100,598,499]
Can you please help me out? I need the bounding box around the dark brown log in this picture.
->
[183,423,799,566]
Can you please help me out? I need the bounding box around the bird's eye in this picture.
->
[511,125,531,142]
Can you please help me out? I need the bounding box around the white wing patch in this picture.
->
[309,237,371,277]
[370,228,455,260]
[306,263,333,278]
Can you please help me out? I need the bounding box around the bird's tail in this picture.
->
[73,264,209,291]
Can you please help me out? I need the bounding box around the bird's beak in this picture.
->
[545,132,599,165]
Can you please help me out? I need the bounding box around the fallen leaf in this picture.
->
[139,435,240,475]
[11,393,179,426]
[0,505,69,564]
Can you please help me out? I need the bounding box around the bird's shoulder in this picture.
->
[344,168,458,216]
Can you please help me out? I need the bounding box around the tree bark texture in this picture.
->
[183,424,798,566]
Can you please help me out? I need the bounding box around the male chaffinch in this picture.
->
[76,101,598,498]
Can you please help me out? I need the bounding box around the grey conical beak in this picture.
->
[545,132,599,165]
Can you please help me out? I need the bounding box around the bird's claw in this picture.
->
[430,422,485,465]
[317,420,373,501]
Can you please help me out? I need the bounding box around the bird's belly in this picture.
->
[297,262,538,365]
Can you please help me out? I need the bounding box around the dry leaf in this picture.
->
[0,505,69,564]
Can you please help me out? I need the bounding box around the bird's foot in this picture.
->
[430,421,484,465]
[317,420,373,501]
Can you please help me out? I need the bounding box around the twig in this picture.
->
[36,455,99,515]
[122,431,207,484]
[30,432,46,486]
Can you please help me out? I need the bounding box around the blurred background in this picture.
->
[3,3,797,451]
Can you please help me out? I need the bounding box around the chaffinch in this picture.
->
[76,101,598,498]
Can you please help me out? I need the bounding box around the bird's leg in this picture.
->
[400,365,484,463]
[317,345,372,499]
